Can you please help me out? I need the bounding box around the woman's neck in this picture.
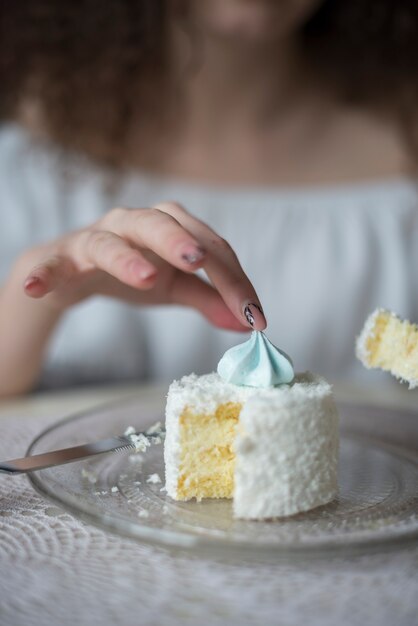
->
[168,23,308,136]
[131,19,406,185]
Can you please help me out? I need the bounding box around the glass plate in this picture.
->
[27,394,418,559]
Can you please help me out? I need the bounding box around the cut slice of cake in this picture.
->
[164,372,339,519]
[356,308,418,388]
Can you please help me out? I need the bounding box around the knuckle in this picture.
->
[153,201,187,218]
[87,230,112,257]
[112,249,132,267]
[144,207,181,231]
[102,206,127,227]
[135,207,160,224]
[212,236,233,254]
[226,274,243,291]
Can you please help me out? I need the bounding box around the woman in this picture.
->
[0,0,417,395]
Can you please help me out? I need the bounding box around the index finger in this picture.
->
[155,203,267,331]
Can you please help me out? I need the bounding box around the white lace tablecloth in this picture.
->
[0,384,417,626]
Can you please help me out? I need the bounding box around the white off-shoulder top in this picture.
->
[1,124,418,389]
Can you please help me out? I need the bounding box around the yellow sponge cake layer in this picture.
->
[177,402,241,500]
[164,373,258,501]
[356,309,418,387]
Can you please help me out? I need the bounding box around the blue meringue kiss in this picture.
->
[217,331,294,388]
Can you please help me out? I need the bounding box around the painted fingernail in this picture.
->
[243,303,266,329]
[129,260,156,281]
[181,245,206,265]
[24,276,42,292]
[139,268,157,280]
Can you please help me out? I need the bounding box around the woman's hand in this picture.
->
[21,203,267,331]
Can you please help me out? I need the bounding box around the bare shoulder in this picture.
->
[316,104,410,181]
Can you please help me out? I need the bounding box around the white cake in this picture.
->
[356,308,418,388]
[164,371,339,519]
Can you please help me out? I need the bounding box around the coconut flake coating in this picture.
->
[234,373,339,519]
[164,372,339,518]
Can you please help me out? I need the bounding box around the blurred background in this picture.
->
[0,0,417,393]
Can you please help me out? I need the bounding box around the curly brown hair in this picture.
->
[1,0,417,167]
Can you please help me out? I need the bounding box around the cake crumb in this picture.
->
[129,454,143,464]
[81,468,98,484]
[146,473,162,484]
[124,425,151,452]
[146,421,163,435]
[129,433,151,453]
[147,421,164,445]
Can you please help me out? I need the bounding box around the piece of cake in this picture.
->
[164,369,339,519]
[356,308,418,388]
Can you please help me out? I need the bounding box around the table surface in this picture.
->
[0,381,417,626]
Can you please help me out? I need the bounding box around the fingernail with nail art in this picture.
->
[181,246,206,265]
[244,303,266,329]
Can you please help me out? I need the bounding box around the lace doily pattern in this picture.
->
[0,414,417,626]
